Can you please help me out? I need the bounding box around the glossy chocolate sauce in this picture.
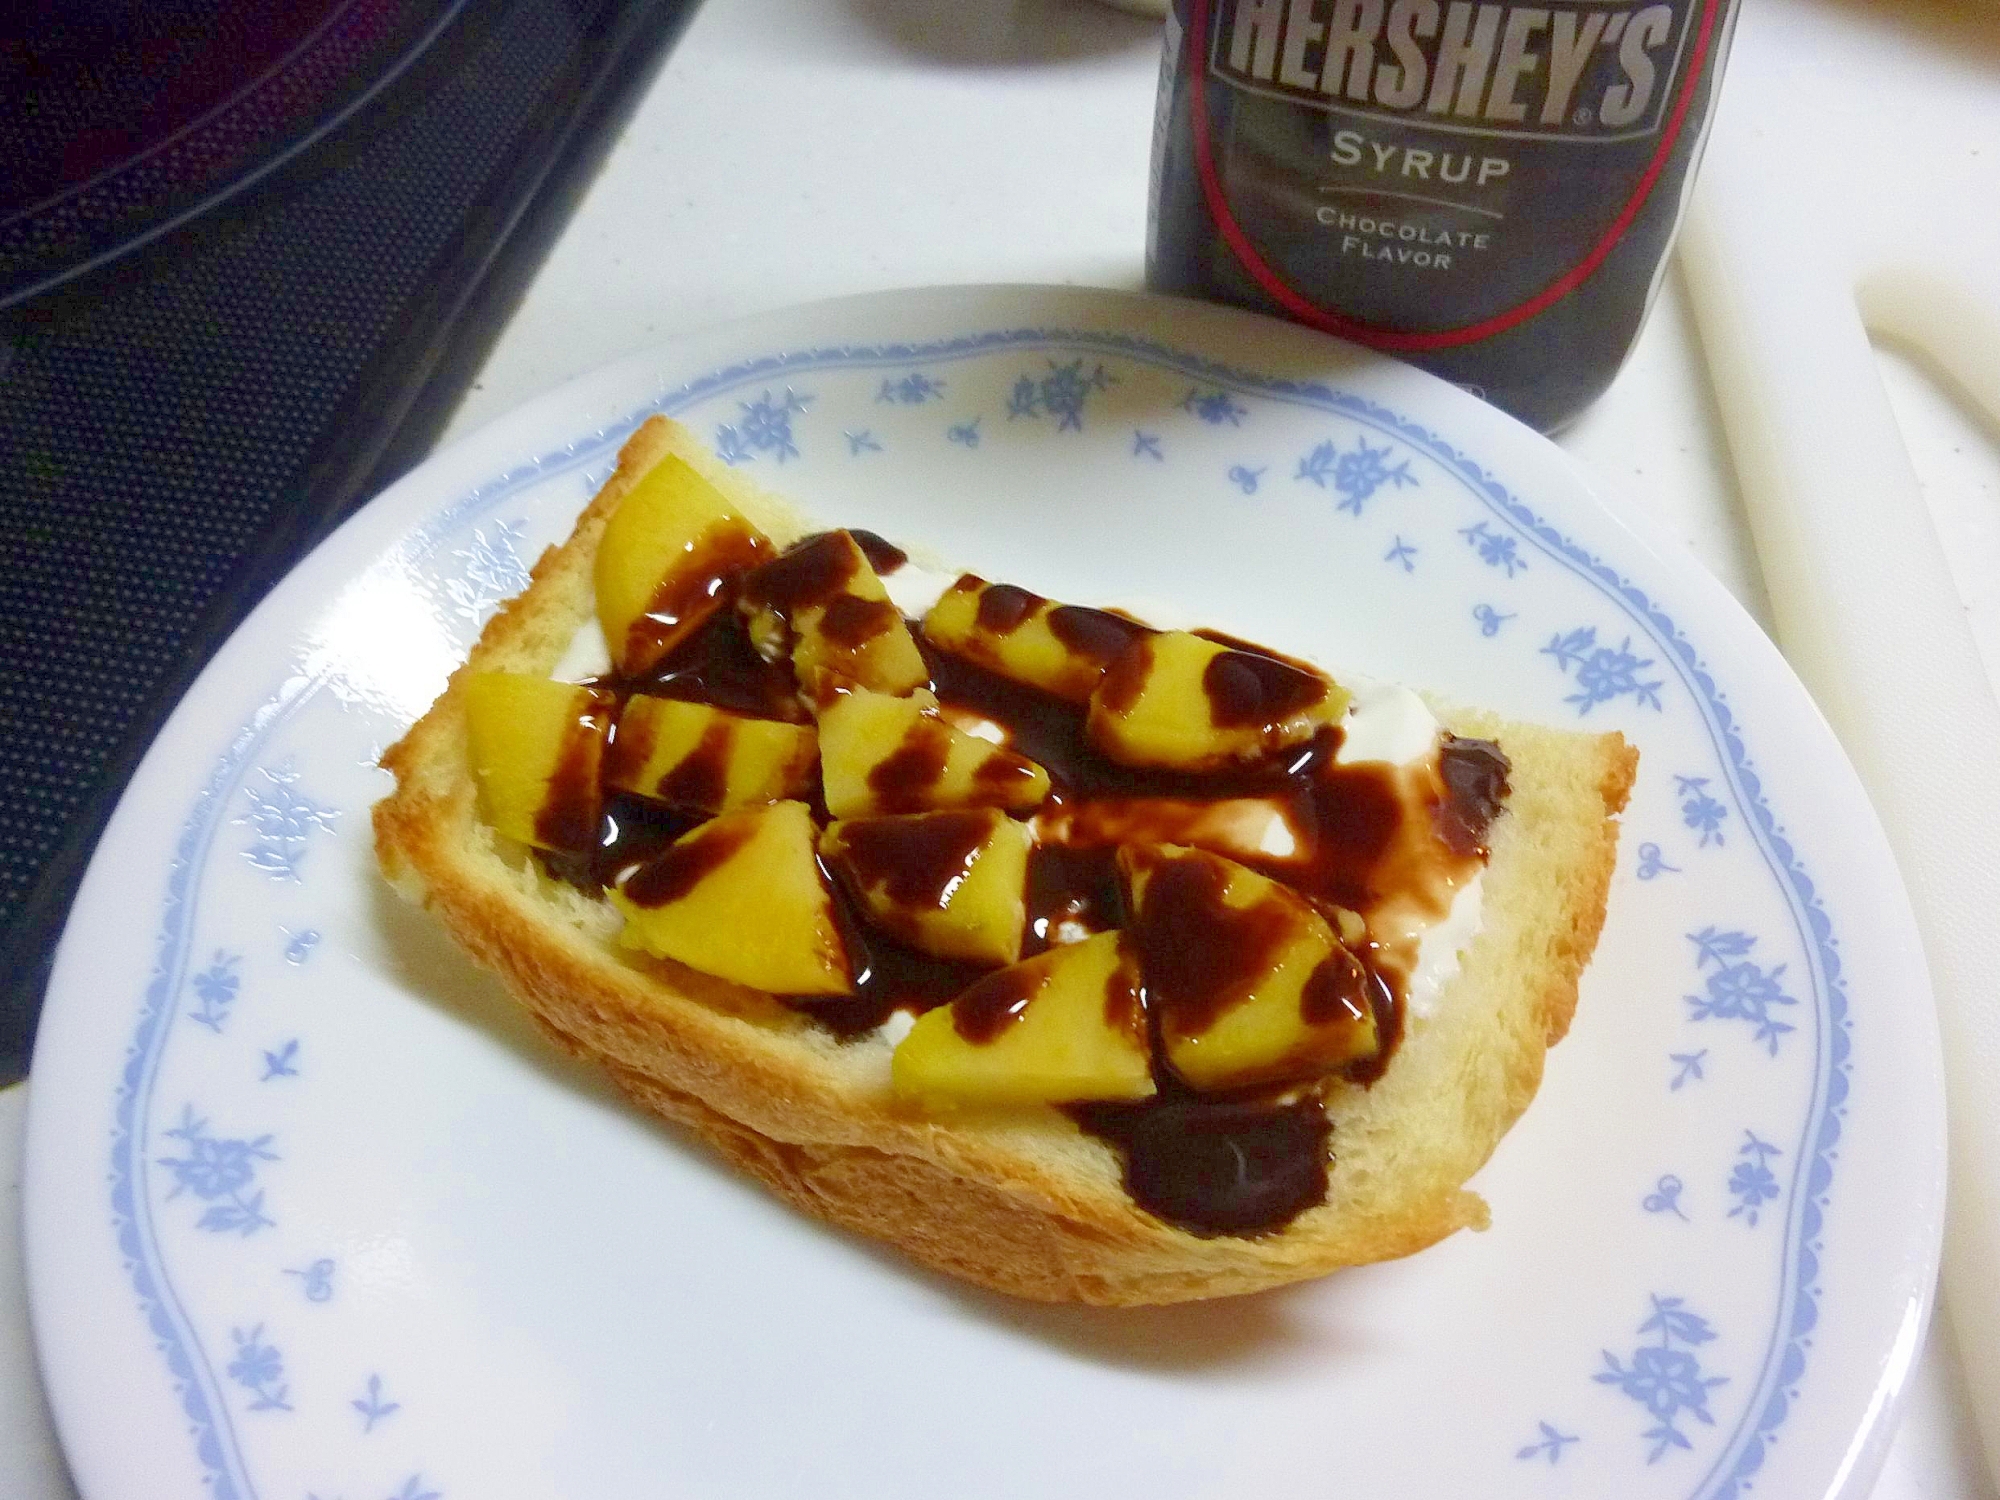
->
[532,690,614,853]
[918,643,1499,1235]
[800,855,993,1039]
[866,721,952,811]
[614,608,803,723]
[1069,1087,1333,1238]
[941,574,1152,700]
[536,790,704,891]
[951,959,1044,1045]
[1061,846,1391,1235]
[952,937,1144,1047]
[622,526,769,674]
[623,818,756,907]
[738,529,864,622]
[1021,843,1125,956]
[926,644,1332,805]
[1047,604,1150,666]
[1301,947,1373,1029]
[849,530,907,576]
[616,718,737,812]
[533,528,1509,1238]
[818,593,899,650]
[1201,648,1329,729]
[975,582,1039,634]
[1094,636,1153,716]
[1435,737,1513,858]
[926,647,1459,917]
[1128,850,1306,1042]
[829,810,992,913]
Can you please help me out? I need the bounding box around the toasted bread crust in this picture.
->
[373,417,1636,1305]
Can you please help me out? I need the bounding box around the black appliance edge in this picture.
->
[0,0,706,1083]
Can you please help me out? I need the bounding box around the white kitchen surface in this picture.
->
[9,0,1997,1493]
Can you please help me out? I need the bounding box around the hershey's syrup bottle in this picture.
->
[1147,0,1741,432]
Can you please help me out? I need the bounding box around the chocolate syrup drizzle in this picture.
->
[536,531,1509,1237]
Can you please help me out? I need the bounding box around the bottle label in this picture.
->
[1182,0,1729,348]
[1210,1,1702,143]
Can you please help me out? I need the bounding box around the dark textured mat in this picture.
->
[2,0,467,308]
[0,0,705,1079]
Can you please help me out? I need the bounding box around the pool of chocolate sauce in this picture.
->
[537,532,1507,1238]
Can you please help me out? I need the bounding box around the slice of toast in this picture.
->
[373,416,1636,1306]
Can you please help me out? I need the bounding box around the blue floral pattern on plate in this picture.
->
[58,308,1919,1500]
[1293,435,1416,513]
[1596,1298,1729,1463]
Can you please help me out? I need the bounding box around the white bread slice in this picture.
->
[373,416,1637,1306]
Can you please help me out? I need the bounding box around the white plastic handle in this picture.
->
[1681,187,2000,1487]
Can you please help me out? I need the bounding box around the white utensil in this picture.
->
[1682,172,2000,1487]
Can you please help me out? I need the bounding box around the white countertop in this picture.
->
[9,0,1997,1493]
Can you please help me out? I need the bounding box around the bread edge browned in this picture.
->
[372,415,1638,1306]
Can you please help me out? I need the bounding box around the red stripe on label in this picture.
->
[1188,0,1722,352]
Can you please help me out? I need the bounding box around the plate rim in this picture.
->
[24,282,1947,1500]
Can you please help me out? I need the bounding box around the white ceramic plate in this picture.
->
[26,286,1944,1500]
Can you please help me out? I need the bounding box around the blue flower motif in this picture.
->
[1006,359,1115,430]
[1459,520,1528,576]
[1725,1131,1784,1225]
[190,954,239,1006]
[876,372,945,404]
[1688,926,1755,966]
[1669,1048,1707,1088]
[1294,437,1417,513]
[353,1372,402,1433]
[280,926,320,965]
[1684,928,1798,1053]
[1383,536,1418,572]
[1643,1174,1690,1220]
[1609,1347,1717,1421]
[1180,386,1247,425]
[1636,842,1680,879]
[739,390,806,452]
[1515,1422,1580,1464]
[1541,626,1665,714]
[1639,1296,1718,1347]
[157,1106,277,1235]
[388,1477,441,1500]
[843,428,883,455]
[260,1039,300,1081]
[1594,1295,1727,1463]
[1727,1163,1780,1221]
[1472,603,1514,637]
[1132,430,1163,460]
[228,1332,279,1387]
[235,761,338,882]
[1697,966,1794,1032]
[947,417,981,448]
[1675,774,1729,847]
[285,1258,336,1302]
[226,1325,291,1412]
[1226,463,1263,494]
[715,388,811,463]
[170,1137,259,1199]
[187,950,241,1033]
[443,519,530,620]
